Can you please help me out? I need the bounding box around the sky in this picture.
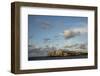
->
[28,15,88,50]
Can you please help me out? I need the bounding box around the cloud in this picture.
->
[73,27,87,33]
[64,44,78,48]
[63,30,80,39]
[37,19,52,30]
[43,38,51,43]
[54,35,60,40]
[61,27,87,39]
[35,19,52,30]
[41,21,51,29]
[28,48,47,57]
[64,43,88,51]
[74,43,88,52]
[28,44,32,47]
[78,44,87,49]
[28,43,37,50]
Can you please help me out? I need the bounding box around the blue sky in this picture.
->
[28,15,88,49]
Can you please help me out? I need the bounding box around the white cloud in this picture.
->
[64,43,88,52]
[73,27,87,33]
[61,27,87,39]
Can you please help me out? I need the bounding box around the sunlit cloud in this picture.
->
[60,27,87,39]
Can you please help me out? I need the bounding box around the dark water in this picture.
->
[28,55,88,61]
